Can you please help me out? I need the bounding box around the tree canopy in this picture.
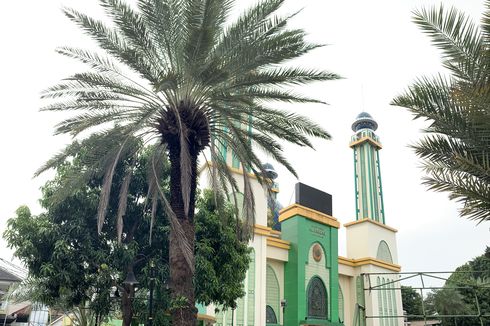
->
[401,286,423,321]
[422,248,490,326]
[4,139,249,325]
[392,2,490,223]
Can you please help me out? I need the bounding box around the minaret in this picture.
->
[344,112,404,326]
[350,112,386,224]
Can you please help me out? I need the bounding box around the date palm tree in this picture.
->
[38,0,339,324]
[393,3,490,223]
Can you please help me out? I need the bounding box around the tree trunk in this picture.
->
[168,141,198,326]
[121,286,133,326]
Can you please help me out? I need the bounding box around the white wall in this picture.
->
[345,221,398,264]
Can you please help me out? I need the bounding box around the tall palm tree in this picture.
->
[38,0,339,324]
[392,3,490,223]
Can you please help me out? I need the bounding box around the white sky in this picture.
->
[0,0,488,276]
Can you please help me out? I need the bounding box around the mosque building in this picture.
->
[199,112,404,326]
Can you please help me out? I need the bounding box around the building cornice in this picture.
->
[344,218,398,233]
[270,229,281,236]
[266,237,291,250]
[279,204,340,229]
[338,256,401,272]
[254,224,272,236]
[349,136,382,149]
[197,314,217,323]
[198,161,258,179]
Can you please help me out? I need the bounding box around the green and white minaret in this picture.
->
[350,112,386,224]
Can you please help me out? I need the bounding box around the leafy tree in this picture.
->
[38,0,339,323]
[444,251,490,326]
[434,288,468,326]
[392,3,490,223]
[5,140,249,325]
[5,140,169,325]
[401,286,423,320]
[422,249,490,326]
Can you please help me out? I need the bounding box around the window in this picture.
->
[266,305,277,324]
[307,276,328,320]
[376,240,393,263]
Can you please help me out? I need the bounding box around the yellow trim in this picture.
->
[270,230,282,236]
[338,256,355,267]
[254,224,272,236]
[338,256,401,272]
[343,218,398,233]
[349,136,382,149]
[356,257,401,272]
[197,313,217,322]
[198,161,258,179]
[266,237,291,250]
[278,204,340,229]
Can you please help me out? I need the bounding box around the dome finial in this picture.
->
[352,112,378,132]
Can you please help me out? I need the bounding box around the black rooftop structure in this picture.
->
[294,183,332,216]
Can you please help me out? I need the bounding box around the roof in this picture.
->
[0,258,26,282]
[0,268,22,282]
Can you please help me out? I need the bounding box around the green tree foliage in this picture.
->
[38,1,339,323]
[422,248,490,326]
[392,2,490,223]
[401,286,423,320]
[195,190,250,309]
[4,139,250,325]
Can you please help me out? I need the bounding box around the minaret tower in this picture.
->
[343,112,404,326]
[350,112,386,223]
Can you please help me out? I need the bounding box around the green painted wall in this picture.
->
[281,214,342,326]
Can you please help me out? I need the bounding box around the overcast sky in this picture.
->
[0,0,488,277]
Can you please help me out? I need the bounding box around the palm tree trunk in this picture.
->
[168,142,198,326]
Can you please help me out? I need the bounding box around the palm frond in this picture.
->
[151,153,194,272]
[394,3,490,223]
[413,5,483,81]
[117,167,133,243]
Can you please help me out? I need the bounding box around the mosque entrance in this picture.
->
[307,276,328,320]
[353,271,490,326]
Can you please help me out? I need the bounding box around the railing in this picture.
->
[358,271,490,326]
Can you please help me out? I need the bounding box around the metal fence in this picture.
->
[353,271,490,326]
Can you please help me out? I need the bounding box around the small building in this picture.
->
[0,259,30,325]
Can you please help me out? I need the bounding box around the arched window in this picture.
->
[382,278,388,323]
[247,249,255,325]
[391,280,398,326]
[266,265,280,324]
[387,279,393,326]
[376,240,393,263]
[215,308,225,326]
[338,284,344,323]
[307,276,328,320]
[356,276,365,326]
[377,277,384,326]
[228,192,244,220]
[266,305,277,324]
